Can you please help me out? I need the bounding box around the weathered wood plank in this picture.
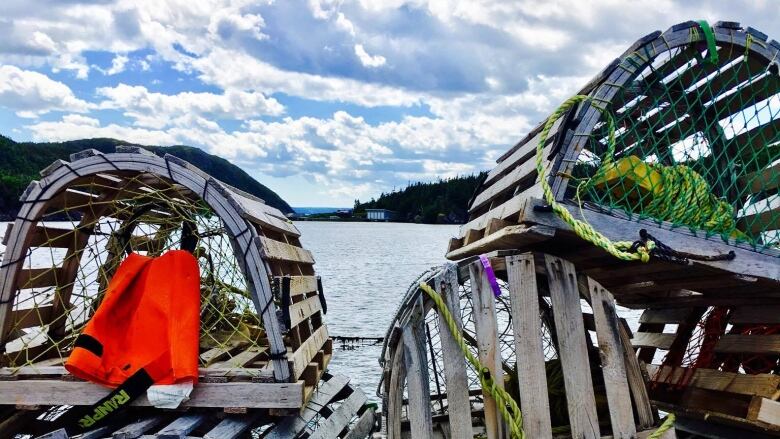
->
[282,275,318,296]
[257,236,315,264]
[748,397,780,427]
[10,305,54,329]
[617,319,655,429]
[640,307,694,324]
[309,389,368,439]
[207,345,266,369]
[156,414,207,439]
[0,380,303,408]
[506,253,552,439]
[631,332,676,350]
[484,117,565,186]
[446,224,555,261]
[544,254,600,438]
[265,374,350,439]
[730,306,780,324]
[28,225,79,249]
[738,195,780,235]
[647,364,780,398]
[112,416,165,439]
[16,268,63,289]
[434,265,473,439]
[468,261,505,439]
[715,334,780,355]
[199,341,250,367]
[203,413,261,439]
[343,407,376,439]
[588,278,636,438]
[225,187,301,237]
[471,145,548,212]
[739,157,780,194]
[386,336,406,439]
[291,325,329,379]
[288,295,322,329]
[402,298,434,439]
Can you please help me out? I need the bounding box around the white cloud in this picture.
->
[105,55,129,75]
[0,65,92,117]
[354,44,386,68]
[96,84,285,128]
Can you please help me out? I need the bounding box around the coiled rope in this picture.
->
[536,94,739,262]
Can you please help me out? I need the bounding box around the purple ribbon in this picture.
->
[479,254,502,297]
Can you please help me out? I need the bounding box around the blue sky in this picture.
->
[0,1,777,206]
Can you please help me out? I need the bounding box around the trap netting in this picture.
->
[570,28,780,251]
[3,172,271,371]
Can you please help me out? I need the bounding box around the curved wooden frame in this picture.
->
[0,147,290,381]
[380,252,657,439]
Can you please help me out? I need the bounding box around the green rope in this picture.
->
[421,281,677,438]
[419,282,525,439]
[536,95,655,262]
[648,414,676,439]
[696,20,719,65]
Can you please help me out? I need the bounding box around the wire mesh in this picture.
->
[570,37,780,251]
[3,172,270,371]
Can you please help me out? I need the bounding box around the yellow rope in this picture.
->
[647,414,676,439]
[420,281,676,437]
[536,95,655,262]
[537,94,740,261]
[419,282,525,439]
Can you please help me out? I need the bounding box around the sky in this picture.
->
[0,1,778,207]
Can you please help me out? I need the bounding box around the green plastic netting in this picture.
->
[570,28,780,252]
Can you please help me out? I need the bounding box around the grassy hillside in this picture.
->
[354,173,485,224]
[0,135,293,219]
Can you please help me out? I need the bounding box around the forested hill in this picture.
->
[354,173,486,224]
[0,135,293,219]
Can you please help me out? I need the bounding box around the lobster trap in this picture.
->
[379,252,667,439]
[0,146,375,438]
[443,20,780,438]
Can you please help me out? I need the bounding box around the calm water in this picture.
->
[296,221,458,400]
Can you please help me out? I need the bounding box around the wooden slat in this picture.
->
[203,414,261,439]
[0,365,275,381]
[715,334,780,355]
[739,161,780,194]
[28,225,79,249]
[544,254,600,438]
[283,275,318,296]
[434,265,473,439]
[588,278,636,438]
[386,337,406,439]
[738,195,780,235]
[225,186,301,237]
[460,193,527,234]
[506,254,552,438]
[617,317,655,429]
[10,305,54,329]
[309,389,368,439]
[199,341,250,367]
[731,306,780,324]
[0,380,303,408]
[484,117,565,186]
[730,118,780,163]
[343,407,377,439]
[639,307,694,324]
[265,374,350,439]
[469,261,505,439]
[112,415,165,439]
[632,332,676,349]
[288,295,323,328]
[446,224,555,261]
[16,268,63,289]
[156,414,207,439]
[663,366,780,398]
[207,346,266,369]
[257,236,314,264]
[290,324,329,378]
[748,397,780,427]
[402,298,434,438]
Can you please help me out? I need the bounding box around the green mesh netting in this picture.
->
[570,31,780,252]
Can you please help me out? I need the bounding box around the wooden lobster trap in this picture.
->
[441,20,780,438]
[0,146,374,438]
[379,251,670,439]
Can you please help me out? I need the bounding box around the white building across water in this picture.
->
[365,209,397,221]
